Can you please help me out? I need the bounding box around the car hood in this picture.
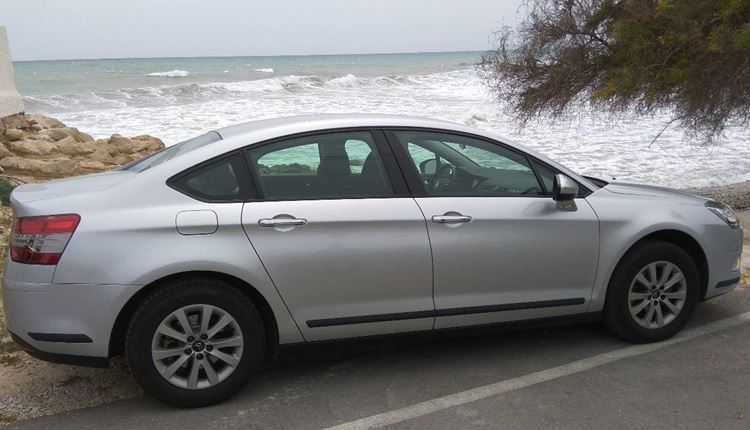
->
[10,171,135,204]
[604,182,709,204]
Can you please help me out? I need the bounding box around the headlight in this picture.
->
[706,201,740,229]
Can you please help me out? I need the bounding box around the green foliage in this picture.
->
[0,179,14,206]
[480,0,750,142]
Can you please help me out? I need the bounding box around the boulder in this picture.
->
[0,143,13,159]
[26,114,65,129]
[10,139,58,156]
[78,160,108,171]
[0,156,46,172]
[3,128,23,141]
[89,148,115,164]
[0,114,30,130]
[43,128,71,141]
[40,159,76,176]
[57,136,95,156]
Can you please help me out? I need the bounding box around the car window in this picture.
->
[392,131,544,197]
[170,155,244,201]
[246,131,394,200]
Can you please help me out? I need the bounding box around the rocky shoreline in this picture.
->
[0,113,163,182]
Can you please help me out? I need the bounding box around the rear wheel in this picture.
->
[126,278,264,407]
[604,240,699,343]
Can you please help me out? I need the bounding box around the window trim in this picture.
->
[242,127,410,202]
[382,127,592,199]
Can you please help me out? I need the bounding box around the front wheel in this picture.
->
[126,278,265,407]
[604,240,699,343]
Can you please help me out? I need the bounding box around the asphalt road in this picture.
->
[9,285,750,430]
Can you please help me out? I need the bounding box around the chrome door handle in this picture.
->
[431,215,472,224]
[258,218,307,227]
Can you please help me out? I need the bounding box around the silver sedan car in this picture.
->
[2,114,743,407]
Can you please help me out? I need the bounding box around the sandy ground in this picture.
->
[0,193,749,425]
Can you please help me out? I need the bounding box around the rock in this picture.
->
[113,154,137,165]
[26,114,65,129]
[108,134,142,154]
[78,161,108,171]
[89,148,115,164]
[57,137,95,156]
[10,139,57,156]
[40,159,76,176]
[1,114,31,130]
[0,143,13,159]
[131,135,165,152]
[0,157,46,172]
[3,128,23,141]
[42,128,71,142]
[64,127,94,143]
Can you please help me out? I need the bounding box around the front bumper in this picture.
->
[703,227,744,300]
[2,278,140,364]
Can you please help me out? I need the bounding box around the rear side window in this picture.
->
[170,154,247,202]
[246,131,394,200]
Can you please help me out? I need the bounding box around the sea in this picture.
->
[13,51,750,188]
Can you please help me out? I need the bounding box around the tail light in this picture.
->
[10,214,80,265]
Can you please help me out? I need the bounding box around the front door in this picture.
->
[386,129,599,329]
[241,130,434,341]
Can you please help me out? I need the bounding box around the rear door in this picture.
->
[386,129,599,329]
[240,129,435,341]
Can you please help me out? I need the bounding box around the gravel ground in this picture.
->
[0,181,749,425]
[688,181,750,210]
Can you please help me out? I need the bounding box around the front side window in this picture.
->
[392,131,545,197]
[246,131,394,200]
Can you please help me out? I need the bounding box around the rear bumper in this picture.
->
[2,277,140,362]
[10,332,109,368]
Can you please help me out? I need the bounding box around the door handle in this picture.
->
[258,218,308,227]
[431,214,472,224]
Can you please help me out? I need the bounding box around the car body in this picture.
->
[2,114,743,406]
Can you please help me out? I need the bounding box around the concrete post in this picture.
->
[0,26,24,118]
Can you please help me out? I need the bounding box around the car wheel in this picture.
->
[604,240,699,343]
[126,278,265,407]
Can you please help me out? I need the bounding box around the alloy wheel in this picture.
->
[627,261,687,329]
[151,304,244,389]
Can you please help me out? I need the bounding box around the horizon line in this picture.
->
[13,49,487,63]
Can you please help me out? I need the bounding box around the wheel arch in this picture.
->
[108,270,280,360]
[610,229,709,300]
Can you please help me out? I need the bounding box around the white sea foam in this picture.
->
[254,68,274,73]
[146,70,189,78]
[26,68,750,188]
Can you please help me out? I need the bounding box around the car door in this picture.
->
[241,129,434,341]
[385,129,599,330]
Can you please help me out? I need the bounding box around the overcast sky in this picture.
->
[2,0,524,61]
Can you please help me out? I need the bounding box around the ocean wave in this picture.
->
[146,70,190,78]
[25,69,476,112]
[254,68,274,73]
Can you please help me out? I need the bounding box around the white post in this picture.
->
[0,26,24,118]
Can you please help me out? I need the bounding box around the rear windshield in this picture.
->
[119,131,222,173]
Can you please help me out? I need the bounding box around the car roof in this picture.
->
[215,113,488,140]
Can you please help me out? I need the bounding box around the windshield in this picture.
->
[119,131,222,173]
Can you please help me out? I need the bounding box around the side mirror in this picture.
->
[419,158,438,176]
[553,174,578,203]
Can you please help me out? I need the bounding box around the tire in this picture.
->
[603,240,699,343]
[126,278,265,408]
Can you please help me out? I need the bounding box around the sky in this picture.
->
[1,0,525,61]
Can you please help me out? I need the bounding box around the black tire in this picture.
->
[126,278,265,408]
[603,240,699,343]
